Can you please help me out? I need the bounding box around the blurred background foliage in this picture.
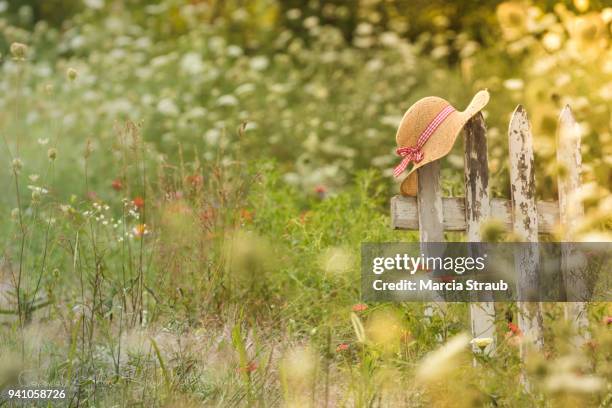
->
[0,0,609,205]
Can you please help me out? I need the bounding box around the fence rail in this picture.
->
[390,103,588,365]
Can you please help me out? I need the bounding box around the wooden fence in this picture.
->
[390,104,589,359]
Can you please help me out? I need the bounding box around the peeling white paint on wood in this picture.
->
[557,105,590,345]
[391,196,559,232]
[508,105,544,358]
[417,161,446,314]
[463,113,496,356]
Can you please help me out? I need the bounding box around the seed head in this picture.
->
[67,67,78,81]
[47,148,57,161]
[11,158,23,173]
[10,42,27,60]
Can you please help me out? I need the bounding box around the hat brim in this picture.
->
[399,90,489,196]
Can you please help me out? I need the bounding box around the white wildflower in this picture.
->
[503,78,524,91]
[180,52,204,75]
[157,98,179,116]
[249,56,269,71]
[217,94,238,107]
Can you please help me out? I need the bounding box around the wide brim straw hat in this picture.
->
[394,90,490,196]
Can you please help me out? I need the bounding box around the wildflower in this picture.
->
[66,67,78,81]
[240,208,253,223]
[132,196,145,210]
[217,94,238,107]
[132,224,149,238]
[352,303,368,312]
[315,185,327,199]
[250,56,269,71]
[470,337,494,351]
[336,343,349,352]
[11,158,23,174]
[10,42,27,60]
[603,316,612,325]
[47,148,57,161]
[111,178,123,191]
[508,322,522,336]
[503,78,524,91]
[157,98,179,116]
[11,208,19,220]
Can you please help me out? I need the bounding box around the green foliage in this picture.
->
[0,1,610,406]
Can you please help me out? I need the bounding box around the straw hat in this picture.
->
[393,90,490,196]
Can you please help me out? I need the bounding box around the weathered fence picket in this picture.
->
[417,161,446,315]
[391,102,589,368]
[463,113,496,354]
[508,105,544,358]
[557,106,589,346]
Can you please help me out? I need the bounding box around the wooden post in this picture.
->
[417,161,446,315]
[463,113,496,354]
[417,162,444,243]
[556,105,589,345]
[508,106,544,359]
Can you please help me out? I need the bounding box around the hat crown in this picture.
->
[396,96,454,147]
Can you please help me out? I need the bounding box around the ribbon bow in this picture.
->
[393,146,424,177]
[392,103,456,178]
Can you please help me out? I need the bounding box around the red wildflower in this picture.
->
[336,343,349,352]
[352,303,368,312]
[315,185,327,199]
[508,322,522,336]
[132,196,145,210]
[604,316,612,325]
[111,178,123,191]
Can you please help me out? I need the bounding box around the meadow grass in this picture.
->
[0,2,611,407]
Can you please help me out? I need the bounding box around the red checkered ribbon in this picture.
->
[393,104,456,177]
